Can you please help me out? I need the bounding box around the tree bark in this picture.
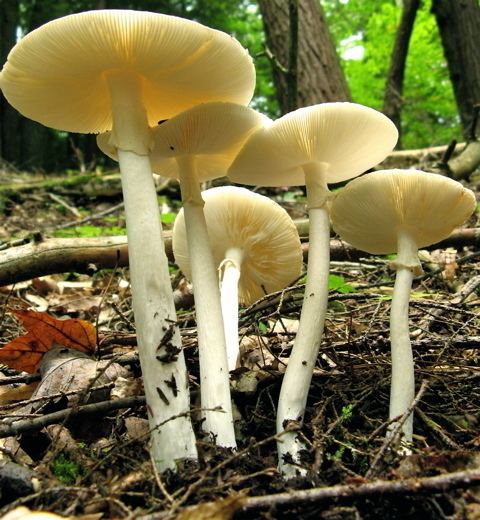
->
[432,0,480,136]
[0,0,21,165]
[258,0,350,114]
[383,0,421,147]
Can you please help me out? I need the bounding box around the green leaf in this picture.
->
[329,274,355,294]
[257,321,269,333]
[161,212,177,224]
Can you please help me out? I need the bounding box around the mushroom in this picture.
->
[330,169,476,444]
[0,10,255,470]
[172,186,303,371]
[228,102,398,477]
[98,102,268,447]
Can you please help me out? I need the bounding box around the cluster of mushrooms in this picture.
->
[0,10,476,479]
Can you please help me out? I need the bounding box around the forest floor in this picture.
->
[0,166,478,519]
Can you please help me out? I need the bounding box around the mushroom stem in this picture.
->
[108,73,197,471]
[177,155,236,448]
[117,150,197,471]
[219,247,244,371]
[388,229,419,444]
[277,162,330,478]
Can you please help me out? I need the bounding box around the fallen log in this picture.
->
[378,140,480,180]
[0,224,478,287]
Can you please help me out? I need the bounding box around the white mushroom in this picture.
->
[99,102,268,447]
[173,186,303,371]
[0,10,255,470]
[229,102,398,477]
[330,169,476,444]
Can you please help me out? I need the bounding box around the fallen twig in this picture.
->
[0,395,146,437]
[239,468,480,512]
[365,380,429,479]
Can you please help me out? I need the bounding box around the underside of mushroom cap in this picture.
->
[0,10,255,134]
[330,169,477,254]
[173,186,303,304]
[228,102,398,187]
[148,102,270,181]
[97,103,269,181]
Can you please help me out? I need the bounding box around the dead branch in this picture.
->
[379,143,464,169]
[445,139,480,180]
[0,395,146,437]
[379,140,480,179]
[239,469,480,512]
[0,224,478,287]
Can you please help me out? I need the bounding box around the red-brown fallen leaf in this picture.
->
[0,311,97,373]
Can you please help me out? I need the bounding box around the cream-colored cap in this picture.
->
[0,507,65,519]
[228,102,398,187]
[330,169,476,254]
[173,186,303,304]
[97,102,270,181]
[0,10,255,134]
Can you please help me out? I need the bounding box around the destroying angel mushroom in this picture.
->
[330,169,476,444]
[172,186,303,371]
[228,102,398,477]
[0,9,255,470]
[98,102,268,447]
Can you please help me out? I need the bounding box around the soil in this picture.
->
[0,167,478,519]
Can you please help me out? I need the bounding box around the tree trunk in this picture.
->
[17,0,60,171]
[383,0,421,148]
[258,0,350,114]
[432,0,480,137]
[0,0,21,165]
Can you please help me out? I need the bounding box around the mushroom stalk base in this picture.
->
[220,248,243,371]
[118,149,197,470]
[277,201,330,479]
[177,156,236,448]
[388,265,415,443]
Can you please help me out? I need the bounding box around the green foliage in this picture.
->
[53,225,126,238]
[323,0,460,148]
[257,321,269,333]
[329,274,355,294]
[51,453,83,484]
[340,403,354,423]
[161,212,177,224]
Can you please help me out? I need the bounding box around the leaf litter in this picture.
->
[0,173,478,518]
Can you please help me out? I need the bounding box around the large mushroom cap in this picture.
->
[0,10,255,134]
[173,186,303,304]
[97,102,270,181]
[228,102,398,187]
[330,169,477,254]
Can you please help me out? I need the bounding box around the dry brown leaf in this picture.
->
[0,382,37,403]
[0,311,96,373]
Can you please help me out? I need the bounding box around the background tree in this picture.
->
[1,0,477,169]
[258,0,350,114]
[432,0,480,137]
[383,0,421,147]
[0,0,20,165]
[323,0,460,149]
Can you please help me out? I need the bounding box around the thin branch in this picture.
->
[0,395,146,437]
[365,379,429,479]
[239,469,480,512]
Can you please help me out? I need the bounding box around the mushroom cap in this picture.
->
[97,102,270,181]
[172,186,303,304]
[330,169,476,254]
[0,10,255,134]
[228,102,398,187]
